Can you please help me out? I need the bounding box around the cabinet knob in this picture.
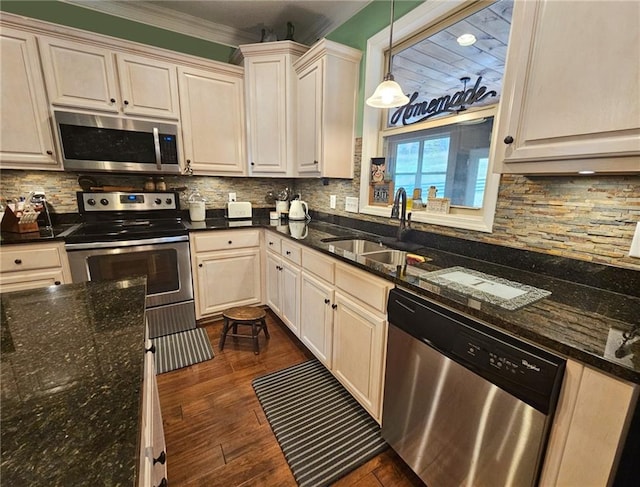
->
[286,251,291,255]
[503,135,514,145]
[46,150,53,155]
[145,344,156,354]
[251,162,255,166]
[198,263,203,267]
[332,304,337,309]
[313,160,318,165]
[123,100,129,105]
[153,450,166,465]
[54,281,61,285]
[14,259,22,265]
[269,241,273,246]
[324,298,330,304]
[157,478,168,487]
[228,240,233,244]
[110,98,116,103]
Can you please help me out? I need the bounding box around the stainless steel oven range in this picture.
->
[65,191,194,338]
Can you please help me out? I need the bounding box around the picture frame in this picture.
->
[369,181,394,206]
[370,157,386,183]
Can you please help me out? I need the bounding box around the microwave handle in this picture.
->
[153,127,162,170]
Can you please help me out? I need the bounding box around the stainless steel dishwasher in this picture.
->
[383,288,565,487]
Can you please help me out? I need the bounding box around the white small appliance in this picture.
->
[288,200,309,221]
[226,201,252,219]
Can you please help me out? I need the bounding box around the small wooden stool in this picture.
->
[220,306,270,354]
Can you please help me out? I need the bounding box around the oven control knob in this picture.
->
[87,198,96,206]
[100,198,109,206]
[155,198,162,205]
[165,198,172,205]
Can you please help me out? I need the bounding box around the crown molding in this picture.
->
[61,0,257,47]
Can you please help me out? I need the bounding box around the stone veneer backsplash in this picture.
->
[1,138,639,271]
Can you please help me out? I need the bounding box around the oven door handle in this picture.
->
[65,234,188,250]
[153,127,162,170]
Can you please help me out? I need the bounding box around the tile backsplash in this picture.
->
[2,142,639,271]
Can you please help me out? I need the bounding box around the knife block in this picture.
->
[1,206,39,233]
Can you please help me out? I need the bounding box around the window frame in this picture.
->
[358,0,503,233]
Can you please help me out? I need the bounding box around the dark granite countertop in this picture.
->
[0,278,147,486]
[186,215,640,384]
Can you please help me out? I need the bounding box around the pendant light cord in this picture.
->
[386,0,395,79]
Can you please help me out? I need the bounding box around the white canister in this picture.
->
[189,201,206,222]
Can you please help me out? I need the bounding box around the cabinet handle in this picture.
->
[14,259,22,265]
[145,344,156,354]
[153,450,166,465]
[286,251,291,255]
[228,240,233,244]
[332,304,337,309]
[110,98,116,103]
[503,135,514,144]
[46,150,53,155]
[199,263,203,267]
[123,100,129,105]
[269,241,273,246]
[54,281,61,286]
[251,162,255,166]
[324,298,330,304]
[313,160,318,164]
[156,479,168,487]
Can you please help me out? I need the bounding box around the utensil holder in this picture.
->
[1,207,39,233]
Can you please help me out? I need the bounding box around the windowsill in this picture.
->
[359,204,494,233]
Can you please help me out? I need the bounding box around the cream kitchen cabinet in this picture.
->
[332,263,390,422]
[294,39,362,178]
[493,0,640,174]
[300,271,334,367]
[190,230,262,319]
[38,36,180,119]
[264,231,301,335]
[0,27,58,170]
[178,65,246,176]
[238,41,308,176]
[139,337,167,487]
[0,241,71,293]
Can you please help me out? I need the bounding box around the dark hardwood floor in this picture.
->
[156,309,425,487]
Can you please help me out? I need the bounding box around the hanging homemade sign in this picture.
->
[390,76,497,126]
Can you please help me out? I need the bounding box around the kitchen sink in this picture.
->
[324,238,387,254]
[361,249,407,266]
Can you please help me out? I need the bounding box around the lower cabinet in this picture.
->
[0,241,71,293]
[139,338,166,487]
[300,271,334,366]
[190,230,262,319]
[265,237,301,336]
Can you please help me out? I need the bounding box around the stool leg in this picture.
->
[262,318,270,339]
[220,317,229,350]
[232,321,238,340]
[252,321,259,355]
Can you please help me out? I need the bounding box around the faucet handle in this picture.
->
[407,212,412,226]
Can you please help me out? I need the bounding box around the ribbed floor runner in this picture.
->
[252,359,388,487]
[152,328,214,374]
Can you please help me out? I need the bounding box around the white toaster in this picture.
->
[226,201,252,219]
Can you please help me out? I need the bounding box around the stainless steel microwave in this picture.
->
[54,111,181,174]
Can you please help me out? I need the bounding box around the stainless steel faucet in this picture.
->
[391,187,411,241]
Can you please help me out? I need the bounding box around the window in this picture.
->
[359,0,512,233]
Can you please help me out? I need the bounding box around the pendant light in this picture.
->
[366,0,409,108]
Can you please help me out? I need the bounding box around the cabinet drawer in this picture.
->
[264,232,282,254]
[191,229,260,252]
[281,240,301,265]
[335,263,390,313]
[302,248,335,284]
[0,243,64,273]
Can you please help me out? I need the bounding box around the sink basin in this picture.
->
[361,249,407,266]
[325,239,387,254]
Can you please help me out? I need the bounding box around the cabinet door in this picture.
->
[245,55,289,175]
[265,251,282,316]
[494,0,640,173]
[296,59,322,176]
[332,292,387,421]
[178,66,246,175]
[300,272,333,367]
[0,269,66,293]
[0,28,58,169]
[38,37,120,112]
[280,261,301,337]
[194,248,261,317]
[116,53,179,119]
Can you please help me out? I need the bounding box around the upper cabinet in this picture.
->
[178,65,246,176]
[0,27,58,170]
[494,0,640,174]
[38,36,180,119]
[294,39,361,178]
[239,41,309,177]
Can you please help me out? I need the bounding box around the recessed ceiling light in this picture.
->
[578,170,596,175]
[457,33,477,46]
